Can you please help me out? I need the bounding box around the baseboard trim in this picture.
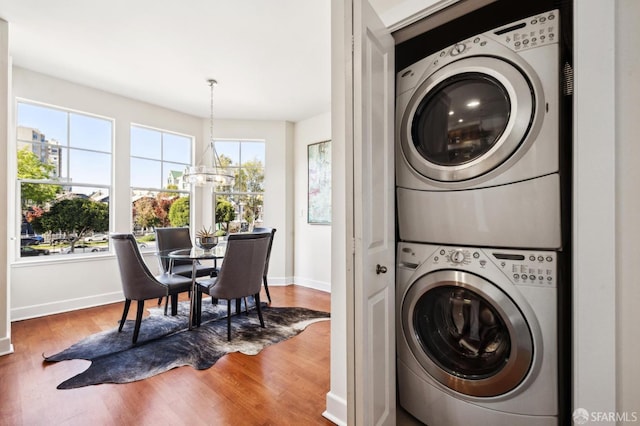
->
[324,391,348,426]
[0,336,14,356]
[11,291,123,322]
[292,277,331,293]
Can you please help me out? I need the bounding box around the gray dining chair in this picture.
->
[155,227,218,278]
[111,233,192,344]
[252,227,277,304]
[195,232,271,340]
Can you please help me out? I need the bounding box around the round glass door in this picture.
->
[400,56,540,183]
[402,270,533,397]
[411,73,510,167]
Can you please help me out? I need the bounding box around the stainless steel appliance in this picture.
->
[396,242,558,425]
[396,10,561,249]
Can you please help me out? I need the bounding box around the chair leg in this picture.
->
[157,296,163,306]
[170,293,179,316]
[236,299,242,316]
[263,275,272,304]
[227,300,232,341]
[195,290,203,327]
[132,300,145,344]
[119,299,131,332]
[255,293,265,328]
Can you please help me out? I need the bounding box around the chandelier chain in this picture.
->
[209,79,216,143]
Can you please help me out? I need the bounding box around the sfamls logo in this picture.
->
[573,408,638,424]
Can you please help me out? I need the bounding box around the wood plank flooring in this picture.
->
[0,285,333,426]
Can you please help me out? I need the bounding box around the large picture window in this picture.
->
[213,140,265,234]
[130,125,192,251]
[16,101,112,258]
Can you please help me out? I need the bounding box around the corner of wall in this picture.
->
[0,19,12,357]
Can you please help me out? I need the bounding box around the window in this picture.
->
[16,101,112,258]
[130,125,192,250]
[214,140,265,234]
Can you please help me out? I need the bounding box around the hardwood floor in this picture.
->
[0,285,333,426]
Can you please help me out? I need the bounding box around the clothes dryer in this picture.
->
[396,10,562,249]
[396,242,558,425]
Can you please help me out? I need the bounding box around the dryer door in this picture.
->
[401,269,533,397]
[399,56,541,183]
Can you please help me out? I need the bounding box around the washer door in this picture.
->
[401,270,533,397]
[400,56,540,182]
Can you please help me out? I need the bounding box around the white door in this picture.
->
[351,0,395,424]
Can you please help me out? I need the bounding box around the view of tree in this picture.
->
[155,192,178,228]
[168,196,190,227]
[17,147,61,209]
[32,198,109,252]
[215,198,236,234]
[133,197,159,231]
[235,159,264,193]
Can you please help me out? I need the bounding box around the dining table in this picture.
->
[158,244,226,329]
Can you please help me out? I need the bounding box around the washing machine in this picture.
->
[396,242,558,425]
[396,10,562,249]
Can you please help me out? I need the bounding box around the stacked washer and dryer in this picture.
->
[396,10,563,426]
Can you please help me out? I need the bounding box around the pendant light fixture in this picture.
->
[183,79,235,187]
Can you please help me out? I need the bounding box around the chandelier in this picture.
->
[183,79,235,187]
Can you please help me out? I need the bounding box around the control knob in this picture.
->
[450,43,466,56]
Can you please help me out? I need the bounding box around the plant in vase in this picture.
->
[195,227,218,252]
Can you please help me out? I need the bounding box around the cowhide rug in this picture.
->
[43,298,330,389]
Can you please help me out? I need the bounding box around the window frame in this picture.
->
[129,124,193,243]
[213,139,266,233]
[15,99,114,261]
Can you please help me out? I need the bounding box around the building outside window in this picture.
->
[130,125,192,251]
[213,140,265,234]
[16,101,112,258]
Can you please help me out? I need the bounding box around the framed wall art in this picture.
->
[307,140,331,224]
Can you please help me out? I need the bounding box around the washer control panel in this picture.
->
[397,243,557,289]
[491,251,557,288]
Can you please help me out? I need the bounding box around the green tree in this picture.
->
[215,198,236,234]
[32,198,109,252]
[133,197,159,231]
[17,147,61,209]
[237,159,264,193]
[168,196,190,227]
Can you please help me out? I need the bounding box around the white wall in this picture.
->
[8,68,296,320]
[615,0,640,415]
[293,112,332,291]
[0,19,12,355]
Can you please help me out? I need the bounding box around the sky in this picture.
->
[17,101,266,195]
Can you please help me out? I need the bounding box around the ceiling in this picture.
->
[0,0,335,122]
[0,0,437,122]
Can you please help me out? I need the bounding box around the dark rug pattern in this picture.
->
[43,298,330,389]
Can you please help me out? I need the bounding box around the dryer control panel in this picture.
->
[489,10,558,52]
